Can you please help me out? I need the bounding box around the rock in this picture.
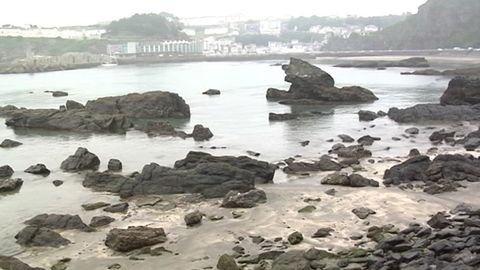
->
[50,258,71,270]
[269,113,298,121]
[464,137,480,151]
[358,110,378,121]
[221,189,267,208]
[325,188,336,196]
[405,127,419,135]
[331,144,372,159]
[388,104,480,123]
[266,58,377,105]
[203,89,221,95]
[217,254,239,270]
[108,159,123,172]
[0,256,45,270]
[440,77,480,105]
[184,210,203,226]
[300,140,310,147]
[429,129,455,142]
[15,226,70,247]
[65,100,84,110]
[408,148,421,157]
[61,147,100,172]
[352,207,376,219]
[383,156,431,185]
[51,91,68,97]
[104,202,129,213]
[271,250,310,270]
[105,226,167,252]
[24,214,89,231]
[0,139,22,148]
[0,165,14,178]
[52,180,64,187]
[283,156,342,174]
[89,216,115,227]
[232,210,244,219]
[338,134,355,143]
[24,164,50,176]
[190,124,213,141]
[321,172,379,187]
[336,57,429,68]
[247,150,261,157]
[288,232,303,245]
[427,213,451,229]
[357,135,381,146]
[140,120,188,138]
[312,228,334,238]
[0,178,23,193]
[298,205,316,213]
[81,202,111,211]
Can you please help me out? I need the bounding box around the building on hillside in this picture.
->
[259,20,282,35]
[0,26,105,39]
[107,40,203,56]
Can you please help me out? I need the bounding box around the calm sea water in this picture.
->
[0,60,451,255]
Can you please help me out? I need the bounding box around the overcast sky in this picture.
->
[1,0,427,26]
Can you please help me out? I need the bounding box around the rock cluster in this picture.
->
[321,172,380,187]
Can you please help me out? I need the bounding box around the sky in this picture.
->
[0,0,428,27]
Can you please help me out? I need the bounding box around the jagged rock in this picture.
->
[0,139,22,148]
[338,134,355,143]
[221,189,267,208]
[427,212,451,229]
[283,156,342,174]
[464,137,480,151]
[24,214,89,231]
[108,159,122,172]
[266,58,377,105]
[358,110,378,121]
[15,226,70,247]
[217,254,239,270]
[426,154,480,183]
[184,210,203,226]
[288,232,303,245]
[357,135,381,146]
[388,104,480,123]
[105,226,167,252]
[89,216,115,227]
[0,165,14,178]
[104,203,129,213]
[203,89,221,95]
[190,124,213,141]
[441,77,480,105]
[352,207,376,219]
[61,147,100,172]
[269,113,298,121]
[65,100,84,110]
[24,164,50,176]
[321,172,379,187]
[0,178,23,193]
[383,156,431,185]
[0,256,45,270]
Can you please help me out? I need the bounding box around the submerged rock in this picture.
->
[0,178,23,193]
[61,147,100,172]
[221,189,267,208]
[15,226,70,247]
[105,226,167,252]
[0,256,45,270]
[51,91,68,97]
[266,58,377,105]
[0,139,22,148]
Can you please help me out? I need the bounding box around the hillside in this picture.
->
[324,0,480,50]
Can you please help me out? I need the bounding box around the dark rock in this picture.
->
[300,140,310,147]
[15,226,70,247]
[25,214,89,231]
[52,180,63,187]
[283,156,342,174]
[247,150,261,157]
[0,139,22,148]
[51,91,68,97]
[427,213,451,229]
[426,154,480,183]
[409,148,421,157]
[312,228,334,238]
[321,172,379,187]
[464,137,480,151]
[331,144,372,159]
[288,232,303,245]
[0,256,45,270]
[190,124,213,141]
[405,127,420,135]
[89,216,115,227]
[352,207,376,219]
[338,134,355,143]
[140,120,188,138]
[24,164,50,176]
[81,202,111,211]
[217,254,239,270]
[65,100,84,110]
[203,89,221,95]
[298,205,316,213]
[221,189,267,208]
[0,165,14,178]
[105,226,167,252]
[325,188,336,196]
[383,155,431,185]
[269,113,298,121]
[108,159,122,172]
[61,147,100,172]
[388,104,480,123]
[184,210,203,226]
[429,129,455,142]
[104,202,129,213]
[0,178,23,193]
[271,250,310,270]
[357,135,381,146]
[440,77,480,105]
[358,110,378,122]
[336,57,429,69]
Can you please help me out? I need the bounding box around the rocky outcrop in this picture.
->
[335,57,430,68]
[105,226,167,252]
[61,147,100,172]
[321,172,379,187]
[388,104,480,122]
[1,91,190,133]
[221,189,267,208]
[0,256,45,270]
[266,58,377,105]
[440,77,480,105]
[15,226,70,247]
[383,155,431,185]
[0,178,23,193]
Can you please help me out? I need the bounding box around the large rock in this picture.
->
[330,144,372,159]
[184,210,203,226]
[321,172,379,187]
[271,250,311,270]
[105,226,167,252]
[0,178,23,193]
[24,164,50,176]
[0,165,14,178]
[61,147,100,172]
[440,77,480,105]
[388,104,480,123]
[266,58,377,104]
[383,156,431,185]
[24,214,89,231]
[65,100,85,110]
[358,110,379,121]
[174,151,276,184]
[15,226,70,247]
[190,124,213,141]
[221,189,267,208]
[217,254,239,270]
[0,256,45,270]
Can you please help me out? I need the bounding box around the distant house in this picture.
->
[107,40,203,56]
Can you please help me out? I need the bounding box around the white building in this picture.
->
[259,20,282,35]
[0,26,105,40]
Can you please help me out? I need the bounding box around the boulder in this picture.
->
[338,134,354,143]
[429,129,455,142]
[190,124,213,141]
[0,165,14,178]
[0,139,22,148]
[352,207,376,219]
[203,89,221,95]
[312,228,334,238]
[405,127,420,135]
[52,180,63,187]
[221,189,267,208]
[217,254,239,270]
[269,113,298,121]
[440,77,480,105]
[330,145,372,159]
[51,91,68,97]
[108,159,122,172]
[105,226,167,252]
[61,147,100,172]
[15,226,70,247]
[357,135,381,146]
[89,216,115,227]
[336,57,430,69]
[24,164,50,176]
[65,100,85,110]
[321,172,379,187]
[184,210,203,226]
[283,156,342,174]
[358,110,378,121]
[0,256,45,270]
[266,58,377,105]
[24,214,89,231]
[287,232,304,245]
[388,104,480,123]
[104,202,129,213]
[383,156,431,185]
[271,250,310,270]
[0,178,23,193]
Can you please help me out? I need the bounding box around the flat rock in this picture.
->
[82,202,111,211]
[15,226,70,247]
[203,89,221,95]
[105,226,167,252]
[221,189,267,208]
[89,216,115,227]
[388,104,480,123]
[352,207,376,219]
[103,202,129,213]
[0,178,23,193]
